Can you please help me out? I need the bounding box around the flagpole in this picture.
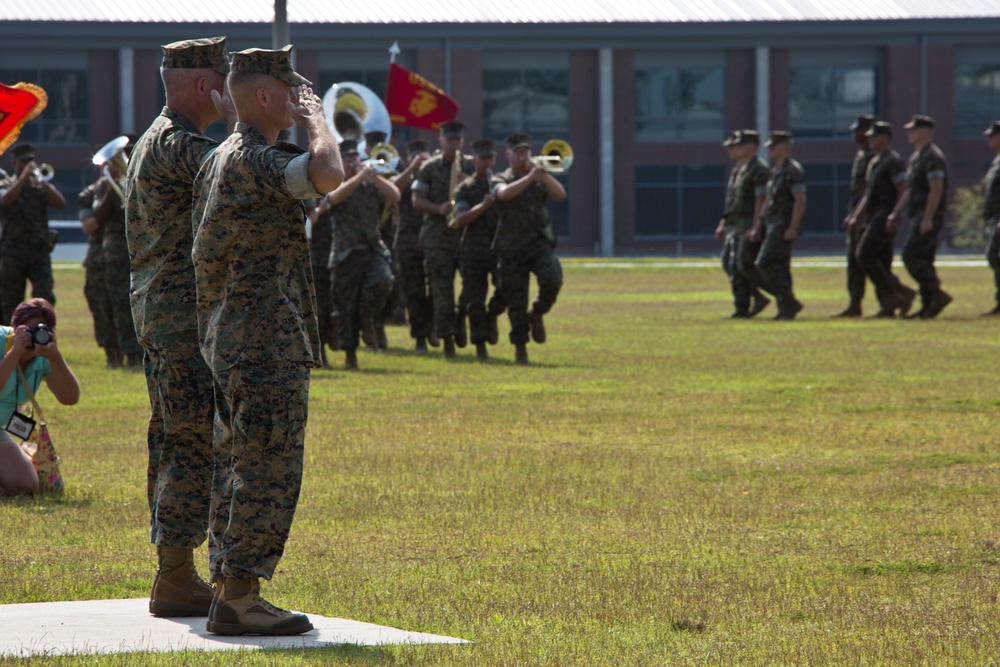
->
[388,41,400,64]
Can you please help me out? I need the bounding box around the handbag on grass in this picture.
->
[16,366,63,494]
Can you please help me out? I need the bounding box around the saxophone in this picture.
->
[446,152,461,229]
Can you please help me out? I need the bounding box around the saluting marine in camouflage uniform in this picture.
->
[392,139,434,352]
[749,131,806,321]
[715,130,771,318]
[77,181,118,367]
[453,138,507,362]
[845,121,915,318]
[412,121,474,358]
[492,132,566,365]
[325,139,399,370]
[833,115,876,317]
[889,114,951,319]
[0,143,65,324]
[980,121,1000,316]
[192,46,343,636]
[125,36,231,620]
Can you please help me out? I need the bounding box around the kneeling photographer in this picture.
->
[0,298,79,494]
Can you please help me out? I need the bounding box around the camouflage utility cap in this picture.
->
[865,121,892,137]
[11,143,35,160]
[722,132,739,147]
[472,139,496,157]
[161,36,230,73]
[764,131,792,148]
[407,139,430,154]
[440,121,464,138]
[904,114,935,130]
[735,130,760,146]
[339,139,359,156]
[230,46,311,86]
[984,121,1000,137]
[505,133,531,150]
[850,114,876,131]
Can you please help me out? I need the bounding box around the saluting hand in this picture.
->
[288,86,324,128]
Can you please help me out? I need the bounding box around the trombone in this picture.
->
[92,136,129,205]
[529,139,574,173]
[362,142,400,175]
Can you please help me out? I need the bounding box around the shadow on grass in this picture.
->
[0,493,92,509]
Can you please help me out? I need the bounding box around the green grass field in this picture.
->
[2,257,1000,666]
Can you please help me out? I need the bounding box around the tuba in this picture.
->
[322,82,392,157]
[92,135,130,205]
[530,139,574,173]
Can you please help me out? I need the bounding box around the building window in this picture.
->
[634,165,725,237]
[633,52,725,143]
[0,68,88,145]
[799,163,852,235]
[482,51,569,140]
[788,50,879,138]
[954,48,1000,137]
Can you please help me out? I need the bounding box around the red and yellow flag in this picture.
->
[385,63,459,131]
[0,83,47,155]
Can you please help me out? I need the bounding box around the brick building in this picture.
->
[2,1,999,254]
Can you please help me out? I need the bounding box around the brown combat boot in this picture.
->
[360,311,378,350]
[443,336,457,359]
[125,352,144,370]
[207,576,313,636]
[414,337,429,353]
[475,342,489,363]
[830,302,862,318]
[149,546,214,617]
[344,349,359,371]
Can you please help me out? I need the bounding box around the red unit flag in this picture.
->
[0,83,47,155]
[385,62,459,131]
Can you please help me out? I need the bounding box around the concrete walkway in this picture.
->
[0,598,469,657]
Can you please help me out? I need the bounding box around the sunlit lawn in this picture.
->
[2,256,999,666]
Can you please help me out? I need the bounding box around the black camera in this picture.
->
[28,323,54,347]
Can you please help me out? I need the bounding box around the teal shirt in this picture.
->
[0,325,52,425]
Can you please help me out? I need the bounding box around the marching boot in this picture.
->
[921,288,953,319]
[207,576,313,636]
[443,336,457,359]
[149,546,214,617]
[515,344,529,366]
[454,309,468,348]
[830,301,862,318]
[125,352,144,370]
[360,311,378,350]
[749,292,771,318]
[475,342,489,363]
[414,337,429,354]
[894,284,917,317]
[529,309,546,343]
[104,345,122,369]
[344,349,359,371]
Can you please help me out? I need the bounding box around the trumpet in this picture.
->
[529,139,573,173]
[30,163,55,184]
[92,136,130,206]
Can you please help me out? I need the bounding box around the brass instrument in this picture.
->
[30,163,55,184]
[529,139,574,173]
[92,135,129,205]
[322,82,392,156]
[362,142,400,175]
[446,152,462,229]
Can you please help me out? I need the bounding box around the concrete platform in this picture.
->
[0,598,470,657]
